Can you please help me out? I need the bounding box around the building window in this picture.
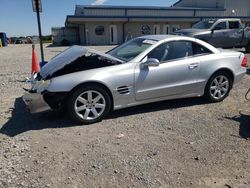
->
[153,25,160,35]
[95,26,105,36]
[163,25,170,34]
[141,25,151,35]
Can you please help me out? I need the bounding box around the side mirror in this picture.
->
[141,58,160,68]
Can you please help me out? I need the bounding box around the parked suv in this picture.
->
[175,19,250,52]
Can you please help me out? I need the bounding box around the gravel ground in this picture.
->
[0,44,250,188]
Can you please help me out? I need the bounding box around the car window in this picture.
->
[192,20,216,29]
[117,43,150,57]
[107,38,157,62]
[193,43,212,56]
[147,41,193,62]
[214,22,227,30]
[229,21,240,29]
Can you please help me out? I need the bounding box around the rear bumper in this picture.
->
[23,93,51,113]
[234,68,247,84]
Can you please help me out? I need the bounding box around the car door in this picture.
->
[208,21,228,48]
[227,21,244,47]
[134,41,200,101]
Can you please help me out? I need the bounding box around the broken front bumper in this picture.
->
[23,92,51,113]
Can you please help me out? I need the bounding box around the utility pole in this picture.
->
[32,0,44,62]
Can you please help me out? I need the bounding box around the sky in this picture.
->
[0,0,177,37]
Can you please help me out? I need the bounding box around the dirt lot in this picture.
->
[0,44,250,188]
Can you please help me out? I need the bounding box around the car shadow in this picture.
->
[225,112,250,139]
[0,97,209,137]
[0,97,75,137]
[110,97,207,119]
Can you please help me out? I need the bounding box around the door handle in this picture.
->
[189,63,198,70]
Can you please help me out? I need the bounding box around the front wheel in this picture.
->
[204,71,232,102]
[67,85,111,124]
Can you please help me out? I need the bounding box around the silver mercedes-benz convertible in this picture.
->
[23,35,247,124]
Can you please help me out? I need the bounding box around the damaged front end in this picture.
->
[23,92,51,113]
[23,80,53,113]
[23,45,122,113]
[23,78,68,113]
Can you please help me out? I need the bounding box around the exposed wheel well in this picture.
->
[206,68,234,90]
[66,82,114,110]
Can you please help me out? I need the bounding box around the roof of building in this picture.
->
[65,15,202,26]
[75,5,225,11]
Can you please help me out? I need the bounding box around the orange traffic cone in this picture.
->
[31,44,40,74]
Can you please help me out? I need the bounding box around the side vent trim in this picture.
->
[116,86,130,95]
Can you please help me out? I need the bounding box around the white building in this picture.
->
[52,0,250,45]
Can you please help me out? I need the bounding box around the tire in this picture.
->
[67,85,111,124]
[246,42,250,54]
[204,71,232,102]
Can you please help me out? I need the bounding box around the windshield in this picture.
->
[192,20,216,29]
[107,38,157,62]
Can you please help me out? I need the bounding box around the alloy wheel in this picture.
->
[74,90,106,120]
[209,75,229,100]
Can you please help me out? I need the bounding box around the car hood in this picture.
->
[175,28,207,36]
[40,45,123,79]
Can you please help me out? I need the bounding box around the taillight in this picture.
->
[241,55,248,67]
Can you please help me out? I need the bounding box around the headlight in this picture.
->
[32,80,51,93]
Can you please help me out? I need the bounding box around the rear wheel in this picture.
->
[205,71,232,102]
[67,85,111,124]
